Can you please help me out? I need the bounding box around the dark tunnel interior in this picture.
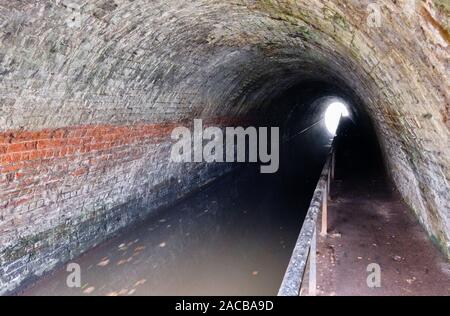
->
[20,79,388,296]
[265,80,385,205]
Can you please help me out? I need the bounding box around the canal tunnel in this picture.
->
[0,0,449,295]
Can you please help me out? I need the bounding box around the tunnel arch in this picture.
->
[0,0,449,293]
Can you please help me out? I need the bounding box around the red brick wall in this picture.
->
[0,117,249,293]
[1,124,174,174]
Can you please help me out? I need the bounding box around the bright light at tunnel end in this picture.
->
[324,101,350,136]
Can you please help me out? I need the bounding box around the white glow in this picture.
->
[324,102,349,135]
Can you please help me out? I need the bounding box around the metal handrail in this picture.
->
[278,115,343,296]
[277,151,333,296]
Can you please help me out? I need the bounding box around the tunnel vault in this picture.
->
[0,0,449,293]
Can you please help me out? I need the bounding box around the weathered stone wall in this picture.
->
[0,0,449,293]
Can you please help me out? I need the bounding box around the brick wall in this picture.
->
[0,118,246,293]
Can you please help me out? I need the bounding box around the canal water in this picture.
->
[21,168,313,295]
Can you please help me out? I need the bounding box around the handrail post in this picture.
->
[321,184,328,236]
[309,228,317,296]
[327,167,331,200]
[331,150,335,181]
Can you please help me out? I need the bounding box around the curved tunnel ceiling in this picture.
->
[0,0,449,292]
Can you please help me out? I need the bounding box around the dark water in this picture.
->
[14,106,345,296]
[22,166,318,296]
[19,115,337,296]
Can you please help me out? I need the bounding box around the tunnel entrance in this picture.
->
[324,102,350,135]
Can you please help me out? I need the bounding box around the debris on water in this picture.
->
[159,242,167,248]
[118,289,128,295]
[97,258,110,267]
[135,279,147,286]
[83,286,95,294]
[252,271,259,276]
[393,255,403,262]
[135,246,146,252]
[330,233,342,238]
[406,277,416,284]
